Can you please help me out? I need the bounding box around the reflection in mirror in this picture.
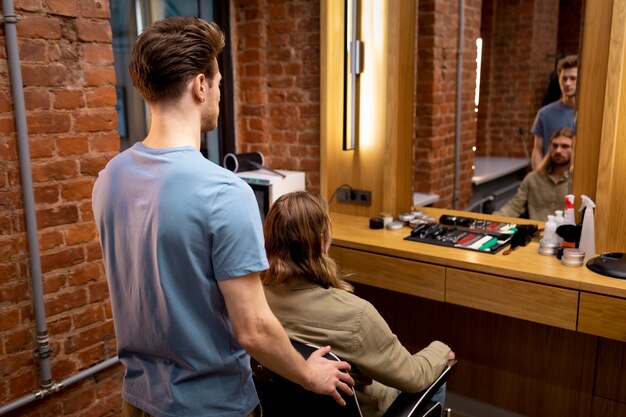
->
[412,0,583,214]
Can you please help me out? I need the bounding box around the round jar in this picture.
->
[561,248,585,267]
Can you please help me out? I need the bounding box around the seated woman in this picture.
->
[261,191,455,417]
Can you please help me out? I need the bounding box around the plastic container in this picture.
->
[578,195,596,259]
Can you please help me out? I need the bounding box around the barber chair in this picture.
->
[251,340,455,417]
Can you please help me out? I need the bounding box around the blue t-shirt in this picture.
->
[92,143,269,417]
[531,100,576,155]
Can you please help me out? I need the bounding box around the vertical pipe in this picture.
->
[2,0,53,387]
[454,0,465,210]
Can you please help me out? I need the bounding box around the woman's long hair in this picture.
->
[261,191,353,292]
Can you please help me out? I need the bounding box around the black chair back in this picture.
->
[252,341,362,417]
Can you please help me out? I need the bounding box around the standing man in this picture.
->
[530,55,577,170]
[495,127,574,221]
[92,17,353,417]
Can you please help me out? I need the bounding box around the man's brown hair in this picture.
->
[129,17,225,102]
[557,54,578,74]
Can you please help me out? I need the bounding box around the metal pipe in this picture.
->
[0,3,122,415]
[453,0,465,210]
[0,357,120,415]
[2,0,53,388]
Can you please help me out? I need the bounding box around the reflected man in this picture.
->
[531,55,577,171]
[495,127,574,221]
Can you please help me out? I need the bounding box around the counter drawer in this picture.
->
[579,292,626,342]
[446,268,579,330]
[331,246,445,301]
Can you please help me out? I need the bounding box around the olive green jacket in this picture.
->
[263,280,451,417]
[494,169,572,221]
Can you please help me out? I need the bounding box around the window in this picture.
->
[110,0,235,164]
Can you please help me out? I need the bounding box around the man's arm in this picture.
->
[531,135,544,171]
[218,273,354,405]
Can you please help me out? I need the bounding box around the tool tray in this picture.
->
[404,215,515,254]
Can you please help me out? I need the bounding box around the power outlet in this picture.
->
[337,188,371,206]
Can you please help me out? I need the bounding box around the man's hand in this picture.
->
[304,346,355,406]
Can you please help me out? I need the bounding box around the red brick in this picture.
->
[43,271,67,293]
[38,229,63,251]
[28,136,56,158]
[19,39,47,62]
[0,189,22,211]
[8,368,37,397]
[16,16,62,39]
[69,263,99,287]
[53,90,85,109]
[57,135,89,155]
[75,19,112,42]
[27,111,71,134]
[0,309,20,332]
[74,108,117,132]
[36,205,79,229]
[76,344,106,368]
[40,246,84,273]
[48,315,72,336]
[0,351,32,377]
[47,0,78,16]
[51,358,78,381]
[85,241,103,262]
[83,65,115,87]
[4,327,33,354]
[23,89,51,110]
[63,384,96,414]
[89,280,109,302]
[64,321,114,353]
[85,86,117,107]
[45,287,88,316]
[13,0,43,12]
[0,262,20,281]
[0,235,26,262]
[79,155,110,176]
[21,64,67,87]
[65,222,96,245]
[0,116,16,134]
[61,178,95,202]
[90,131,120,152]
[31,159,79,182]
[0,140,17,161]
[73,304,104,329]
[79,0,111,19]
[82,43,114,65]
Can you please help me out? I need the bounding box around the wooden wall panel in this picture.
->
[353,283,597,417]
[321,0,414,217]
[595,338,626,404]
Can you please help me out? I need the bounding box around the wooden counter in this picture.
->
[329,209,626,416]
[330,208,626,339]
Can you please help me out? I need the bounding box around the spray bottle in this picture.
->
[578,195,596,259]
[563,194,576,225]
[561,195,577,248]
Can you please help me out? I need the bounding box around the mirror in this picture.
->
[413,0,584,212]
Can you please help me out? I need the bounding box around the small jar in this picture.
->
[561,248,585,267]
[538,239,559,256]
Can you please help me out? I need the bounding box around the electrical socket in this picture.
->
[337,188,371,206]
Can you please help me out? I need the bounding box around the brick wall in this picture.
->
[476,0,561,160]
[414,0,482,209]
[235,0,322,192]
[0,1,123,416]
